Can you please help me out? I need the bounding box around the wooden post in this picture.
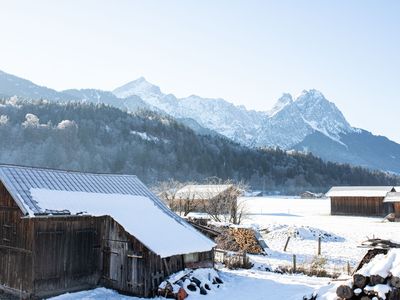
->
[318,237,321,255]
[292,254,297,273]
[346,261,351,275]
[283,236,291,252]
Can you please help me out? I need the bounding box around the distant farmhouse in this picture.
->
[0,165,215,298]
[174,184,240,211]
[327,186,397,217]
[172,184,242,221]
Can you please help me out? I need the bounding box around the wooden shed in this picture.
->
[0,165,215,299]
[384,192,400,219]
[327,186,395,217]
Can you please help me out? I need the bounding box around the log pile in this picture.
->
[215,227,264,254]
[158,269,223,299]
[336,249,400,299]
[230,227,264,254]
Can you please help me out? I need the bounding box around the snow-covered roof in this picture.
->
[396,187,400,192]
[175,184,235,200]
[384,192,400,203]
[0,165,215,257]
[326,186,395,198]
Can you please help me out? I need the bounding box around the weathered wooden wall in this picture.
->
[100,216,214,297]
[394,203,400,218]
[0,182,33,297]
[32,216,103,298]
[331,196,393,217]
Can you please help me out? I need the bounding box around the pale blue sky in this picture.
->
[1,1,399,142]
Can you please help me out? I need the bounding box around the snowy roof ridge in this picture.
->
[0,165,216,257]
[326,186,395,197]
[175,184,234,200]
[384,192,400,203]
[29,189,215,257]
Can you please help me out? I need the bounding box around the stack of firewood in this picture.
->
[336,249,400,300]
[214,227,264,254]
[230,227,264,254]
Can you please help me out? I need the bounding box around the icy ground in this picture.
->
[50,196,400,299]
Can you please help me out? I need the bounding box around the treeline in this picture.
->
[0,98,398,193]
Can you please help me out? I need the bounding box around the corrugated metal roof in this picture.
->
[326,186,395,198]
[175,184,234,200]
[0,165,216,256]
[384,192,400,203]
[0,165,173,218]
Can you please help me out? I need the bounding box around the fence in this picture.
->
[214,249,251,269]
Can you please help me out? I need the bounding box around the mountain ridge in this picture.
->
[1,69,399,174]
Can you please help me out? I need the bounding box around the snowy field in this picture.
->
[50,196,400,300]
[240,196,400,272]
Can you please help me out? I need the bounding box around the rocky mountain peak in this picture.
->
[113,77,162,99]
[267,93,293,117]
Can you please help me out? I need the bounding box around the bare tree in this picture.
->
[202,178,249,225]
[154,180,200,216]
[154,178,249,224]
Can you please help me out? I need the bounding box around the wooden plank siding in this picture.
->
[32,216,103,298]
[0,181,214,298]
[0,181,34,297]
[331,196,394,217]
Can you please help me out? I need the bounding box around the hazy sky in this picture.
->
[1,1,399,142]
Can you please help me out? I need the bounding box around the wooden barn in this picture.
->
[327,186,396,217]
[0,165,215,299]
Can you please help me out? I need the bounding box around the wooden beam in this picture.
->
[127,254,143,259]
[0,206,20,211]
[0,244,32,254]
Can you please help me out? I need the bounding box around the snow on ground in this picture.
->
[50,196,400,299]
[240,196,400,273]
[51,268,327,300]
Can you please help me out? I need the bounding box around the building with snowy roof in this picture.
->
[384,192,400,219]
[0,165,215,298]
[171,184,242,221]
[326,186,396,217]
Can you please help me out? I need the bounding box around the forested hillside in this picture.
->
[0,98,398,193]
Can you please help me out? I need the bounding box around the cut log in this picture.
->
[191,277,201,288]
[388,288,400,300]
[390,276,400,288]
[199,286,207,295]
[186,283,197,292]
[336,285,354,299]
[370,274,386,286]
[354,274,368,288]
[177,288,188,300]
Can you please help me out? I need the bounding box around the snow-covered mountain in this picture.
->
[113,78,266,146]
[255,89,356,149]
[113,78,400,174]
[112,78,355,148]
[1,69,399,174]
